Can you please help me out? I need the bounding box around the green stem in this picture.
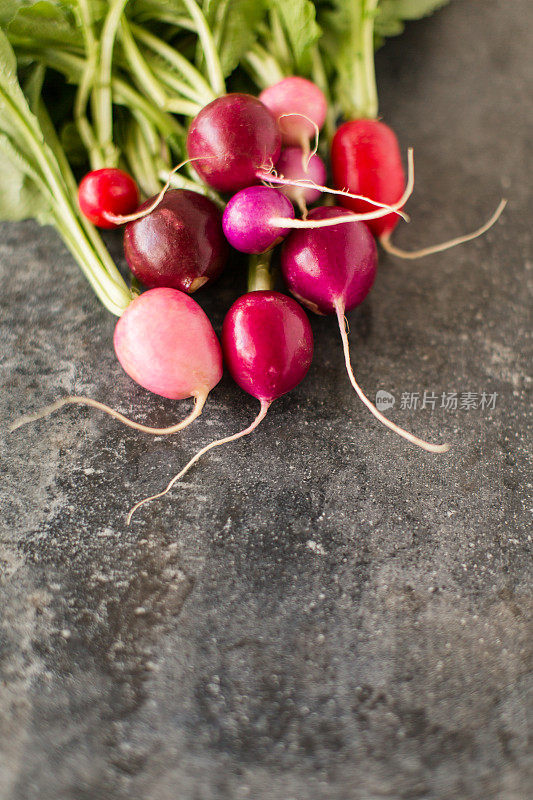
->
[248,251,275,292]
[130,24,215,105]
[119,17,168,108]
[181,0,225,95]
[347,0,378,119]
[243,44,285,89]
[95,0,129,165]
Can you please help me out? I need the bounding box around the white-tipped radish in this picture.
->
[10,288,223,436]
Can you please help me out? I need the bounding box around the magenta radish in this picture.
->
[126,291,313,522]
[123,189,228,293]
[186,93,281,192]
[281,207,449,453]
[332,119,506,257]
[222,186,295,253]
[11,288,223,436]
[78,168,139,228]
[259,77,327,150]
[274,147,327,212]
[222,179,411,256]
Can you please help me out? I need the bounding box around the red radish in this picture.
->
[274,147,327,214]
[186,94,281,192]
[124,189,228,293]
[332,119,506,257]
[331,120,404,239]
[222,186,295,253]
[281,207,449,453]
[126,291,313,522]
[259,77,327,149]
[11,288,222,436]
[78,168,139,229]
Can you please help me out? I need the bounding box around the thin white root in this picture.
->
[126,400,271,524]
[380,199,507,260]
[9,392,207,436]
[103,157,203,225]
[277,113,319,171]
[261,148,415,225]
[335,303,449,454]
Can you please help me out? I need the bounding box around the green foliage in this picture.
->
[375,0,450,43]
[204,0,268,78]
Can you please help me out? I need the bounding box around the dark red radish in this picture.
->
[332,120,506,257]
[126,291,313,522]
[331,119,405,239]
[259,77,327,149]
[282,207,378,316]
[10,288,223,437]
[78,168,139,229]
[123,189,228,293]
[275,147,327,213]
[281,208,449,453]
[186,94,281,192]
[222,186,295,253]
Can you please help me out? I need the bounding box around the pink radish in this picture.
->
[127,291,313,522]
[281,207,449,453]
[78,168,139,229]
[10,288,222,436]
[274,147,327,213]
[186,94,281,192]
[124,189,228,293]
[259,77,327,150]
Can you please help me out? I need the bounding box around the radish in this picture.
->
[186,93,281,192]
[221,171,413,256]
[10,288,222,435]
[281,207,449,453]
[332,119,506,257]
[259,77,327,151]
[126,290,313,522]
[222,186,295,254]
[124,189,228,293]
[78,168,139,229]
[274,147,327,214]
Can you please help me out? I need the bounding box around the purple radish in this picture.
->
[222,182,406,256]
[223,186,295,253]
[259,77,327,149]
[123,189,228,293]
[127,291,313,522]
[275,147,327,212]
[281,207,449,453]
[186,94,281,192]
[11,288,223,436]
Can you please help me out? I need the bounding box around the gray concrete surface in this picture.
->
[0,1,531,798]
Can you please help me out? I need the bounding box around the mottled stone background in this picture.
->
[0,1,531,798]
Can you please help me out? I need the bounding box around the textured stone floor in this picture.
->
[0,1,531,798]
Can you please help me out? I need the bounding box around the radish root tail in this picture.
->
[380,198,507,260]
[126,400,271,524]
[334,303,449,454]
[9,392,208,436]
[264,148,415,227]
[103,157,204,225]
[277,113,319,171]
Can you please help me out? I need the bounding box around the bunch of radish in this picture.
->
[14,77,506,522]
